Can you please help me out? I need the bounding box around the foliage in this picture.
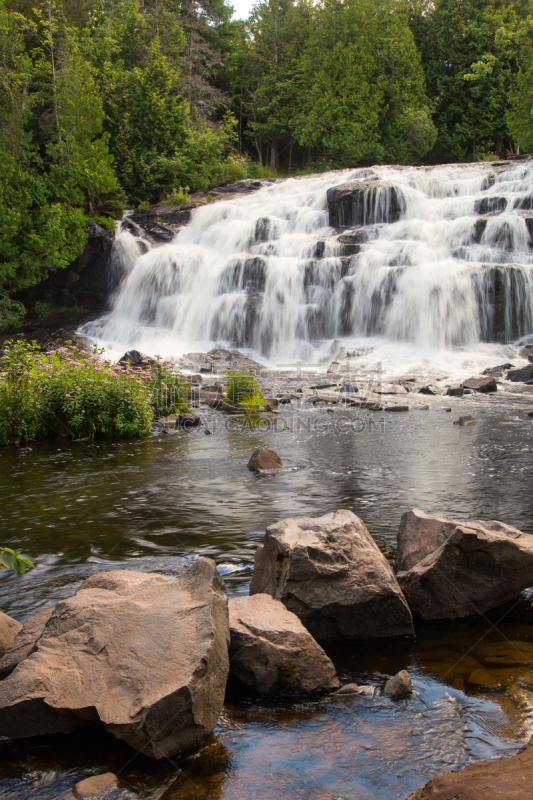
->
[409,0,522,161]
[0,296,25,331]
[0,547,34,575]
[0,339,189,444]
[162,186,191,205]
[239,392,265,413]
[224,367,262,402]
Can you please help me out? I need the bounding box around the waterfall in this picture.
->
[83,161,533,368]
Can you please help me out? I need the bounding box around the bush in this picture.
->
[224,367,262,403]
[161,186,190,205]
[239,392,265,413]
[0,340,189,444]
[0,296,26,331]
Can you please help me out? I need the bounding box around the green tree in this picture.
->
[410,0,520,160]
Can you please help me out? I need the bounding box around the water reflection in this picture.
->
[1,400,533,798]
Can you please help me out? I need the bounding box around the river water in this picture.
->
[1,396,533,799]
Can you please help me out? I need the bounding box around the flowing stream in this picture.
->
[84,161,533,374]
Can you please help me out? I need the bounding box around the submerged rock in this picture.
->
[228,594,339,696]
[0,612,22,659]
[418,385,440,395]
[397,514,533,620]
[73,773,118,799]
[247,448,283,473]
[0,559,230,759]
[453,415,477,426]
[0,609,53,680]
[383,670,412,699]
[249,510,414,642]
[327,181,405,228]
[407,736,533,800]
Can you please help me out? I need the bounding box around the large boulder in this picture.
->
[327,181,405,228]
[407,736,533,800]
[228,594,339,696]
[394,509,458,575]
[0,608,53,680]
[249,510,414,641]
[507,363,533,383]
[0,612,22,658]
[397,516,533,620]
[247,448,283,473]
[461,376,497,393]
[0,559,230,758]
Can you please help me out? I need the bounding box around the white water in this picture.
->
[83,162,533,377]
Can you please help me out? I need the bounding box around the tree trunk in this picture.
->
[270,136,277,171]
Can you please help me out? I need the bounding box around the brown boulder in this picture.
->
[0,608,53,679]
[398,519,533,620]
[0,612,22,658]
[453,415,476,426]
[249,510,413,642]
[0,559,230,758]
[394,509,458,575]
[247,447,283,473]
[461,377,497,393]
[406,736,533,799]
[507,364,533,383]
[228,594,339,696]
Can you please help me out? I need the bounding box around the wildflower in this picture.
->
[65,393,71,398]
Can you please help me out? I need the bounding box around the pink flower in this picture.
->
[65,393,71,398]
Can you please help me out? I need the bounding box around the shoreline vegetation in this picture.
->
[2,0,533,329]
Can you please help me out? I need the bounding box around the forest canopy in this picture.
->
[1,0,533,316]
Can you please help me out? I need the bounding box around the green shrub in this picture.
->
[33,301,52,318]
[0,340,189,444]
[224,367,262,403]
[162,186,190,205]
[239,392,265,413]
[0,296,26,331]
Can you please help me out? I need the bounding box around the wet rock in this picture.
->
[407,736,533,800]
[384,405,409,412]
[327,181,405,228]
[176,412,201,428]
[383,670,412,699]
[453,415,477,426]
[519,345,533,360]
[418,385,440,395]
[474,196,507,215]
[398,519,533,620]
[206,398,242,414]
[467,669,505,690]
[118,350,155,367]
[332,683,362,695]
[413,404,429,410]
[73,773,118,799]
[0,609,53,679]
[339,384,358,393]
[249,510,414,642]
[446,386,464,397]
[247,448,283,473]
[507,363,533,383]
[461,376,497,393]
[263,397,279,413]
[0,612,22,659]
[443,407,452,411]
[0,559,230,759]
[228,594,339,696]
[394,509,458,575]
[483,363,514,377]
[377,384,408,395]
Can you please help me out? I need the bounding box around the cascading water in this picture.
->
[83,161,533,372]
